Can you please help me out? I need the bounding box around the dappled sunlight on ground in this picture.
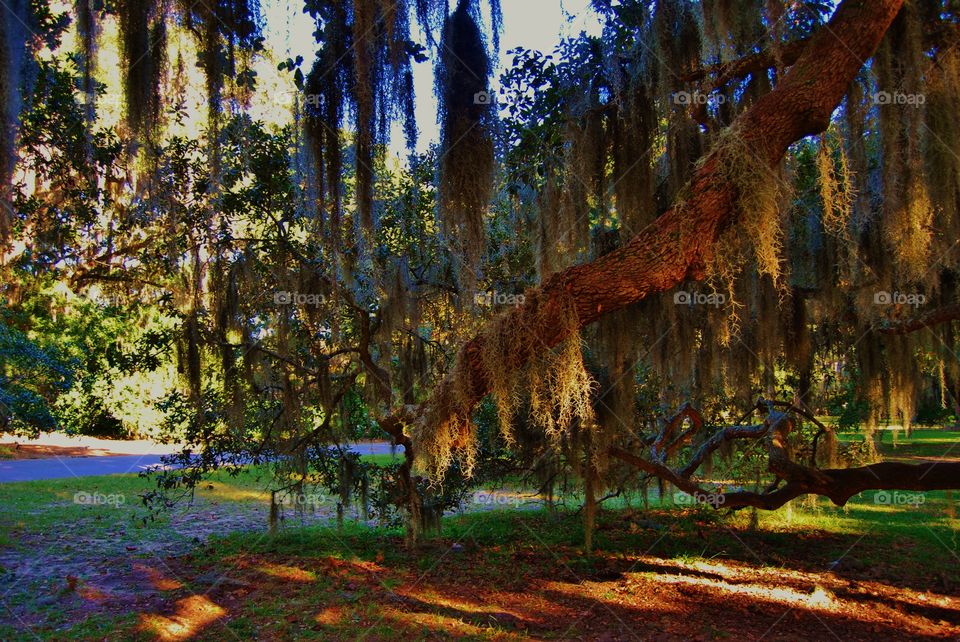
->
[139,595,226,641]
[824,502,935,515]
[396,586,532,623]
[76,584,111,602]
[633,575,836,610]
[256,562,318,582]
[123,534,958,640]
[313,605,347,625]
[196,481,270,503]
[133,563,185,591]
[377,605,529,640]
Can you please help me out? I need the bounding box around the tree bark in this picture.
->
[0,0,29,246]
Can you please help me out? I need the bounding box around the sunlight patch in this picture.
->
[256,562,317,582]
[652,574,837,611]
[139,595,226,641]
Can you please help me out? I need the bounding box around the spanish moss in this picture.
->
[437,0,495,291]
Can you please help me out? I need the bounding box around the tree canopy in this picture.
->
[2,0,960,543]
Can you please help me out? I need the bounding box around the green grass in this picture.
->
[1,430,958,640]
[0,454,403,538]
[360,453,402,466]
[0,466,275,538]
[836,426,960,460]
[0,444,14,459]
[202,485,958,576]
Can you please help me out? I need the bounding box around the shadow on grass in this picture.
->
[124,506,959,640]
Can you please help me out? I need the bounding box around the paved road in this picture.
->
[0,442,403,483]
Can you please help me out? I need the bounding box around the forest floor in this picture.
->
[0,430,957,640]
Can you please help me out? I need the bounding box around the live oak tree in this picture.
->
[2,0,960,542]
[396,0,960,535]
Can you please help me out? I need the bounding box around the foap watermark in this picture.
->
[474,290,525,307]
[873,490,925,507]
[271,92,322,108]
[673,290,725,307]
[674,490,726,508]
[473,90,493,105]
[873,290,925,308]
[473,490,522,508]
[273,291,327,306]
[272,492,326,508]
[872,91,925,107]
[74,491,125,507]
[81,92,124,110]
[672,91,726,107]
[85,292,126,307]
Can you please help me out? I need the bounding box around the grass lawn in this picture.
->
[875,428,960,460]
[359,453,403,467]
[0,436,957,640]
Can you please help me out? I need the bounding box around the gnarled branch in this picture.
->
[611,399,958,511]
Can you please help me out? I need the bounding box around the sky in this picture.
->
[261,0,604,154]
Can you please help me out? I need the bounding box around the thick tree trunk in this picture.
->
[413,0,905,438]
[380,407,425,544]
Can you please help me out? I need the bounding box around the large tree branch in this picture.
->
[410,0,905,452]
[680,37,811,87]
[652,403,703,462]
[611,400,960,512]
[878,303,960,334]
[609,422,960,510]
[677,422,770,479]
[678,19,952,91]
[622,456,960,511]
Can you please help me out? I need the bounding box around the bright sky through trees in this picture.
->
[262,0,603,154]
